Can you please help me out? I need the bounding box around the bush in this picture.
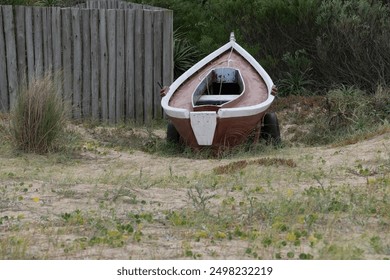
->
[10,74,67,153]
[302,85,389,145]
[278,49,315,96]
[316,0,390,91]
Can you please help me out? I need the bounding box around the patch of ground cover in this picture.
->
[1,111,390,259]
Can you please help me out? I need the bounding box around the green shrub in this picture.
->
[316,0,390,91]
[10,74,67,153]
[278,49,315,96]
[302,85,388,145]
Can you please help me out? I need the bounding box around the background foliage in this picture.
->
[132,0,390,95]
[2,0,390,94]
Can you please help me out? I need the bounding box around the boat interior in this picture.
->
[192,68,244,106]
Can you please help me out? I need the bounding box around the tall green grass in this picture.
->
[10,73,67,154]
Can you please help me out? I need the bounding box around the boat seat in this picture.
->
[196,95,237,105]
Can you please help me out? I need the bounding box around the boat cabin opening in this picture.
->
[192,68,244,106]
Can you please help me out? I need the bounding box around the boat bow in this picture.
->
[161,33,275,119]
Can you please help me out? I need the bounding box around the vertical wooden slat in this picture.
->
[125,9,135,121]
[0,7,9,111]
[116,10,125,123]
[51,7,62,96]
[43,8,53,73]
[163,10,174,121]
[82,9,91,118]
[52,7,61,72]
[90,9,99,120]
[162,10,173,94]
[42,8,48,72]
[72,8,82,119]
[62,8,72,106]
[99,9,108,122]
[107,9,116,123]
[153,11,163,119]
[134,9,144,123]
[15,6,26,83]
[25,7,34,84]
[143,10,153,124]
[3,6,18,109]
[33,7,43,78]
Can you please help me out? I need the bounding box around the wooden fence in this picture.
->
[0,0,173,123]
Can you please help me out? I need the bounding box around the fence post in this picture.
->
[82,9,91,118]
[99,8,108,122]
[0,7,8,111]
[3,6,18,109]
[33,7,43,78]
[90,9,99,120]
[125,9,135,121]
[25,7,34,84]
[153,11,163,120]
[116,9,125,123]
[15,6,27,84]
[162,9,174,107]
[143,10,154,124]
[134,9,144,123]
[107,9,116,124]
[72,8,82,119]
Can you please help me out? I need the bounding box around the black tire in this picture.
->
[166,122,180,144]
[261,112,281,145]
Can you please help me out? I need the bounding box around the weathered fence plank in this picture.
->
[99,9,108,121]
[125,9,135,120]
[107,9,116,123]
[0,7,9,111]
[15,6,26,83]
[33,7,43,78]
[143,10,154,124]
[153,11,163,119]
[82,9,91,118]
[25,7,35,84]
[90,9,99,119]
[51,7,62,96]
[43,8,53,73]
[3,5,18,108]
[72,8,82,119]
[0,1,173,123]
[116,10,125,123]
[162,9,173,93]
[52,8,61,72]
[134,9,144,123]
[62,8,72,103]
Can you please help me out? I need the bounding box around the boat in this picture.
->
[161,32,279,151]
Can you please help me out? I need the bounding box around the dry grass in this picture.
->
[213,158,297,175]
[0,117,389,259]
[1,89,390,260]
[9,73,66,154]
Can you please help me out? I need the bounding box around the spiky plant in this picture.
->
[10,73,66,153]
[173,29,201,79]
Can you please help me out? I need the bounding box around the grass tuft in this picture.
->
[10,73,67,154]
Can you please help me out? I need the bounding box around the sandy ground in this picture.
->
[1,120,389,259]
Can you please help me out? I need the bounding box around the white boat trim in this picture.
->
[161,33,274,119]
[190,111,217,145]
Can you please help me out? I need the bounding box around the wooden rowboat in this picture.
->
[161,33,278,150]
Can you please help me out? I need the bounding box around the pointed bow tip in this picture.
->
[230,32,236,42]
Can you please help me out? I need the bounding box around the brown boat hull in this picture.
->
[169,112,265,151]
